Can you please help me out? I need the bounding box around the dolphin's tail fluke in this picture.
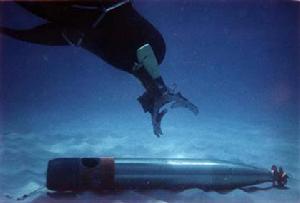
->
[0,23,68,46]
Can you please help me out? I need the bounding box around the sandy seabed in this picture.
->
[1,118,299,203]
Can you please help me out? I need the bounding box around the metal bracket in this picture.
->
[61,29,85,47]
[62,0,131,47]
[92,0,131,28]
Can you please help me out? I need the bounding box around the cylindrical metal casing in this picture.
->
[47,158,273,192]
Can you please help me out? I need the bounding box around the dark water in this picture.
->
[0,1,299,202]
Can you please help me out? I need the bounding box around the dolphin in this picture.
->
[1,1,166,72]
[1,1,198,137]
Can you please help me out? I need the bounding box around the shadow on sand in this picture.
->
[28,185,289,203]
[240,185,289,193]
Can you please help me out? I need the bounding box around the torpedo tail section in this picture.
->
[0,23,68,46]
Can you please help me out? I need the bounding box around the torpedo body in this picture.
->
[47,157,285,192]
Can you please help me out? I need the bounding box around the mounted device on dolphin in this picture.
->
[0,0,199,137]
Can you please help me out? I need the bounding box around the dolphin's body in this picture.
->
[1,1,199,137]
[1,1,166,73]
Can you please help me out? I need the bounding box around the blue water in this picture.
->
[0,1,299,202]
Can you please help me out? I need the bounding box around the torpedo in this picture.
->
[47,157,288,192]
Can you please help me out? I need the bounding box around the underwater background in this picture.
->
[0,0,299,202]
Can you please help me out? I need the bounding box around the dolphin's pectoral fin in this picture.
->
[0,23,68,46]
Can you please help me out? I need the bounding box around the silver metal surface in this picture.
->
[113,158,273,189]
